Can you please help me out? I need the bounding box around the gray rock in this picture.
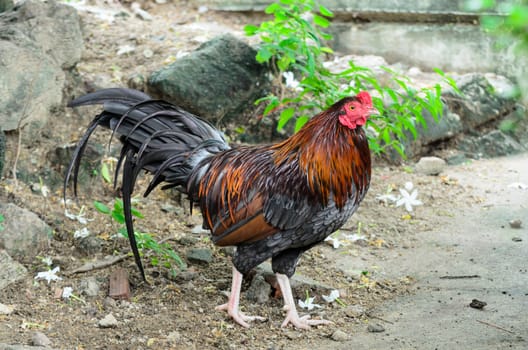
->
[98,313,118,328]
[0,303,14,315]
[31,331,51,347]
[246,274,271,304]
[458,130,525,158]
[344,304,365,318]
[148,34,269,124]
[331,329,350,341]
[0,250,27,290]
[186,248,213,264]
[75,235,103,255]
[509,219,522,229]
[0,345,57,350]
[443,74,516,131]
[0,0,82,131]
[0,203,51,262]
[79,276,100,297]
[367,322,386,333]
[414,156,446,175]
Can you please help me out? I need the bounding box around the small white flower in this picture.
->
[324,235,346,249]
[282,71,302,91]
[396,182,423,212]
[65,208,91,225]
[74,227,91,239]
[298,297,321,310]
[322,290,340,303]
[41,257,53,266]
[35,266,62,284]
[62,287,74,299]
[376,193,398,204]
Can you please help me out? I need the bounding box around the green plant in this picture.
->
[245,0,456,157]
[0,214,4,231]
[93,199,185,273]
[468,0,528,101]
[469,0,528,51]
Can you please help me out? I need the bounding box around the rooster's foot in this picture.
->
[216,303,266,328]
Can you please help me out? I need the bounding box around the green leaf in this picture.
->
[131,207,144,219]
[111,211,125,225]
[93,201,111,215]
[277,108,296,130]
[101,162,111,184]
[277,55,293,71]
[256,48,273,63]
[244,24,259,36]
[294,115,310,132]
[265,2,281,14]
[313,14,330,28]
[319,4,334,17]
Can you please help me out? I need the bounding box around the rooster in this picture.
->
[65,88,375,329]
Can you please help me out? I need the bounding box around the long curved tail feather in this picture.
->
[64,88,229,280]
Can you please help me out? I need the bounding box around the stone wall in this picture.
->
[198,0,527,100]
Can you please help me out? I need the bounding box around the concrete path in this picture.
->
[301,153,528,350]
[343,153,527,349]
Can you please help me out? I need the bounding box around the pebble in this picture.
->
[103,296,117,310]
[0,303,13,315]
[246,274,271,304]
[469,299,487,309]
[31,331,51,347]
[186,248,213,264]
[511,237,522,242]
[331,329,349,341]
[509,219,522,229]
[191,225,209,235]
[414,156,447,175]
[367,322,385,333]
[79,276,100,297]
[167,331,181,343]
[98,313,118,328]
[344,304,365,318]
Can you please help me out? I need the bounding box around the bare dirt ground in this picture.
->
[0,1,526,349]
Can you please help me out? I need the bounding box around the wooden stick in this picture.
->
[66,254,128,275]
[476,319,515,334]
[439,275,480,279]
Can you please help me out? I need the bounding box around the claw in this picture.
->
[216,267,266,328]
[276,273,332,330]
[216,302,266,328]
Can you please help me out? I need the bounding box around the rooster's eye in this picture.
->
[349,105,355,110]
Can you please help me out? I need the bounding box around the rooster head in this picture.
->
[338,91,376,130]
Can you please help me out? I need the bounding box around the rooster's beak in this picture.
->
[369,107,380,116]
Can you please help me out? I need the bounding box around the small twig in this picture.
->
[439,275,480,279]
[476,319,515,334]
[66,254,128,275]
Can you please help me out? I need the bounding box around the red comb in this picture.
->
[357,91,372,106]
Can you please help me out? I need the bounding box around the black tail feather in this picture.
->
[64,88,229,281]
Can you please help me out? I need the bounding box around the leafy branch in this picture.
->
[93,198,185,273]
[245,0,457,157]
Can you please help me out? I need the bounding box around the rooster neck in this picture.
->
[273,114,371,208]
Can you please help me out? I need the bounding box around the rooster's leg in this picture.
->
[216,266,266,328]
[276,273,332,330]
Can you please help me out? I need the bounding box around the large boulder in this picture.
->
[0,203,52,263]
[148,34,269,124]
[0,0,83,131]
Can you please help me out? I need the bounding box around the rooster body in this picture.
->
[65,88,373,329]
